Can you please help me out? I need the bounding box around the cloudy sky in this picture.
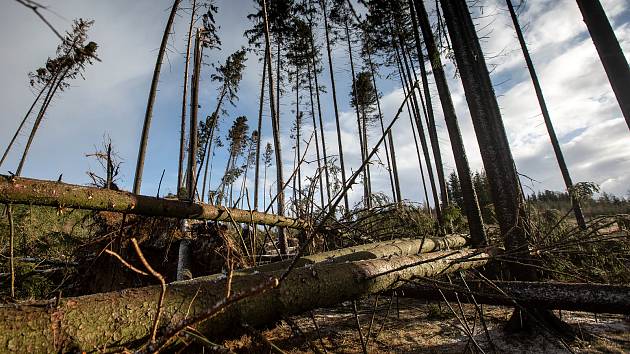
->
[0,0,629,209]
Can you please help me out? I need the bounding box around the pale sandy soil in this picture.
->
[224,297,630,353]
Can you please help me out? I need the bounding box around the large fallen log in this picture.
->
[397,281,630,315]
[0,175,309,229]
[249,234,469,273]
[0,249,491,353]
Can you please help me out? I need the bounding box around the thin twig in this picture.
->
[7,204,15,298]
[131,238,166,344]
[352,300,368,354]
[104,249,149,276]
[142,277,279,354]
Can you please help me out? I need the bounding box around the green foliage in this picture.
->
[350,71,378,126]
[526,206,630,284]
[211,49,247,106]
[29,18,99,91]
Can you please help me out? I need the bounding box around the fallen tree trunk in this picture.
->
[397,281,630,315]
[0,175,309,229]
[250,234,469,273]
[0,249,491,353]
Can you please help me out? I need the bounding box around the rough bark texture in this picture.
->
[398,281,630,315]
[412,0,486,246]
[250,234,469,273]
[133,0,182,194]
[0,175,310,229]
[576,0,630,130]
[506,0,586,230]
[440,0,533,280]
[0,249,490,352]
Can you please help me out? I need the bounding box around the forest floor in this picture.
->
[224,298,630,353]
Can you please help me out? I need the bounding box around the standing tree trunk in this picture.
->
[346,19,371,209]
[16,69,68,176]
[177,0,197,198]
[0,82,50,170]
[308,21,332,206]
[412,0,486,245]
[395,54,430,210]
[365,44,398,202]
[406,5,449,212]
[133,0,182,194]
[254,49,268,211]
[576,0,630,131]
[306,60,326,210]
[440,0,563,331]
[394,34,441,220]
[506,0,587,230]
[294,67,302,208]
[262,0,288,255]
[186,29,202,202]
[322,0,350,212]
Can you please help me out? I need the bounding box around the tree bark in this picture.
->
[261,0,288,255]
[253,48,268,211]
[440,0,532,280]
[177,0,196,197]
[406,3,449,211]
[576,0,630,131]
[440,0,563,331]
[506,0,586,230]
[308,20,332,206]
[322,0,349,212]
[0,81,50,170]
[346,19,371,209]
[0,249,490,352]
[412,0,486,245]
[397,281,630,315]
[186,29,203,202]
[0,175,310,229]
[133,0,182,194]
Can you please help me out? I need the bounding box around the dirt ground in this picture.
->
[224,297,630,353]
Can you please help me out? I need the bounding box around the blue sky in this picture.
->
[0,0,629,211]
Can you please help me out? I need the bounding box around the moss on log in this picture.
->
[0,249,491,352]
[397,281,630,314]
[0,175,309,229]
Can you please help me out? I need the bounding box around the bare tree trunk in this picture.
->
[308,21,332,206]
[261,0,288,255]
[0,175,311,229]
[399,37,442,223]
[306,60,326,209]
[440,0,561,331]
[345,20,371,209]
[322,0,349,212]
[0,249,490,352]
[186,29,202,201]
[506,0,586,230]
[254,48,268,211]
[0,81,50,170]
[295,67,302,207]
[178,0,196,198]
[16,69,68,176]
[395,54,430,209]
[365,46,398,203]
[405,6,449,212]
[133,0,182,194]
[398,281,630,315]
[576,0,630,130]
[412,0,486,245]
